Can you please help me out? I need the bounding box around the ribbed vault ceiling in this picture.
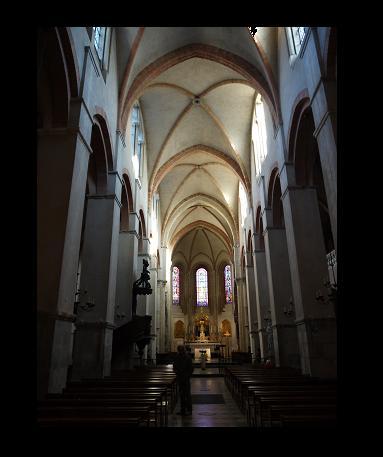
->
[119,27,277,257]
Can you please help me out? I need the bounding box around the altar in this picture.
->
[187,342,219,361]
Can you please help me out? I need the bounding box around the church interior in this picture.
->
[37,26,337,428]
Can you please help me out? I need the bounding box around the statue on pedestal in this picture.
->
[199,321,207,342]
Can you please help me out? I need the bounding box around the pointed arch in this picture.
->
[119,43,279,132]
[287,90,310,163]
[150,144,250,203]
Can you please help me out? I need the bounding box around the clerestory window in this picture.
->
[92,26,111,73]
[286,27,308,56]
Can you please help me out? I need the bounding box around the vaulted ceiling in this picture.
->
[117,27,278,258]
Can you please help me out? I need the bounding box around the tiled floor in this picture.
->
[168,377,248,427]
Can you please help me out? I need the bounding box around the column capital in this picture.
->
[75,320,116,330]
[86,193,122,208]
[281,184,317,201]
[108,170,124,187]
[37,310,76,323]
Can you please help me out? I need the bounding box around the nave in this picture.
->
[168,376,247,427]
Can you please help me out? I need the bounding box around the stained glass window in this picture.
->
[196,268,208,306]
[224,265,232,304]
[172,266,180,305]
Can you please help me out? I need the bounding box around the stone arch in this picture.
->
[37,28,71,128]
[88,120,110,194]
[57,27,80,98]
[120,43,279,132]
[255,205,265,250]
[287,91,310,163]
[267,168,284,228]
[150,144,250,200]
[139,209,147,238]
[120,174,133,231]
[94,113,114,173]
[291,105,334,253]
[247,230,253,267]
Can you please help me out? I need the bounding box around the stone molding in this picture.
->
[313,110,333,139]
[108,170,124,187]
[37,310,76,323]
[86,193,122,208]
[295,317,336,326]
[75,320,116,330]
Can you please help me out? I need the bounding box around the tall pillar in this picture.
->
[235,278,249,352]
[245,253,258,360]
[157,280,167,353]
[263,208,300,369]
[71,173,121,380]
[147,256,158,364]
[281,182,336,377]
[37,121,92,396]
[253,244,270,360]
[304,28,337,251]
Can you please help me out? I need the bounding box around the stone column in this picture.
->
[37,117,92,396]
[147,256,158,364]
[252,239,271,360]
[245,252,258,361]
[303,28,337,251]
[281,180,336,377]
[263,208,300,369]
[157,280,167,353]
[71,173,121,380]
[235,278,249,352]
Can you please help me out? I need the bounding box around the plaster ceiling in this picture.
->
[119,27,277,258]
[172,227,231,271]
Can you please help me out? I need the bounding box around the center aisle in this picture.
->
[168,376,248,427]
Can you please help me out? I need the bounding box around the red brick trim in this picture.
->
[149,144,250,201]
[171,220,232,254]
[120,43,279,132]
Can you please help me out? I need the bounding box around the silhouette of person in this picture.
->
[173,345,193,415]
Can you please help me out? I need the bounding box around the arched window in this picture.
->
[239,182,248,227]
[130,104,144,178]
[93,27,111,71]
[196,268,208,307]
[286,27,308,56]
[172,266,180,305]
[224,265,232,304]
[253,94,268,175]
